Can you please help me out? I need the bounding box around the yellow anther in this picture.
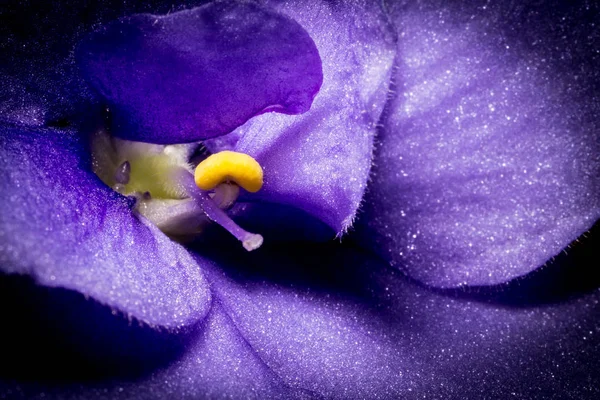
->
[194,151,263,193]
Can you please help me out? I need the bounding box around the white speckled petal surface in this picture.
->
[2,241,599,398]
[356,0,600,287]
[223,0,396,234]
[0,126,211,328]
[1,0,599,398]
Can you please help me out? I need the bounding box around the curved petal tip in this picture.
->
[76,1,323,144]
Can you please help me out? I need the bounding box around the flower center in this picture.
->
[91,131,264,250]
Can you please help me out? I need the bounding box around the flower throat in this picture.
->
[91,131,263,251]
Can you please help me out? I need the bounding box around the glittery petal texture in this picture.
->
[0,0,206,128]
[1,0,600,398]
[0,125,211,328]
[0,3,91,127]
[76,1,323,144]
[356,1,600,287]
[200,246,405,398]
[2,239,599,398]
[216,0,396,235]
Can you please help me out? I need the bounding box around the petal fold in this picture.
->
[1,238,599,398]
[0,125,211,328]
[76,1,323,144]
[207,0,396,234]
[356,1,600,287]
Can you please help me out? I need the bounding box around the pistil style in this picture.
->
[92,131,265,250]
[178,170,263,251]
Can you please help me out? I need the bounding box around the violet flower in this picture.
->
[1,0,599,399]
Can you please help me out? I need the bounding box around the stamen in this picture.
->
[178,170,263,251]
[92,130,263,248]
[194,151,263,193]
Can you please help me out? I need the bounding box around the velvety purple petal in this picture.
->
[0,275,196,380]
[76,1,322,144]
[200,246,406,398]
[0,0,210,127]
[0,125,211,328]
[200,242,600,399]
[204,0,396,235]
[4,238,597,398]
[0,274,306,399]
[355,0,600,287]
[0,4,91,127]
[101,304,310,399]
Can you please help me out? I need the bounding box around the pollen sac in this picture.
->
[194,151,263,193]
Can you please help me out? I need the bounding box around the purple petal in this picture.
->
[0,0,209,127]
[111,304,309,399]
[355,1,600,287]
[0,7,90,127]
[206,0,396,234]
[76,2,322,144]
[0,125,211,328]
[200,247,405,398]
[4,240,597,398]
[0,273,304,397]
[201,243,600,398]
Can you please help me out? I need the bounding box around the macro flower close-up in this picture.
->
[1,0,599,399]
